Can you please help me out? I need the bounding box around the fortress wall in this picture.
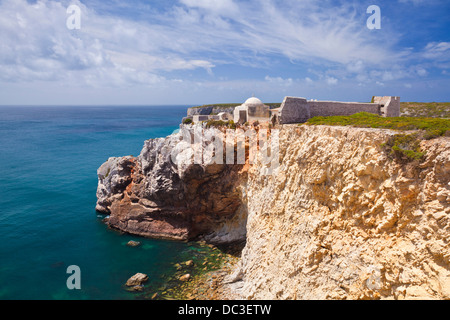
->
[247,105,271,122]
[279,97,310,124]
[193,115,209,122]
[309,101,381,118]
[385,97,400,117]
[373,96,400,117]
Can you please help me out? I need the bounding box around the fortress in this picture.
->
[184,95,400,125]
[272,95,400,125]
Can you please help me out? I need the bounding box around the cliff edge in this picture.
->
[96,124,449,299]
[96,127,248,244]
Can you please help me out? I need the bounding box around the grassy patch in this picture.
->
[401,102,450,118]
[182,118,193,125]
[305,112,450,138]
[381,134,425,163]
[204,120,236,129]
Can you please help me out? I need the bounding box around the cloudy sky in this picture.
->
[1,0,449,105]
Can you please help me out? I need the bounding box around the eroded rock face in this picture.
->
[97,123,449,300]
[96,126,248,243]
[234,125,450,300]
[96,156,135,214]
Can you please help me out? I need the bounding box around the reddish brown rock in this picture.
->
[96,127,248,244]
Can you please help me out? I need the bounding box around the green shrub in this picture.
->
[183,118,193,125]
[305,112,450,138]
[305,112,450,164]
[381,133,425,163]
[205,119,236,129]
[401,102,450,118]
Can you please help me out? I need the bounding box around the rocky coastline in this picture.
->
[97,123,450,300]
[96,127,248,244]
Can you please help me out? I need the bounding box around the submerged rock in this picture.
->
[127,285,144,292]
[174,263,182,270]
[126,240,141,247]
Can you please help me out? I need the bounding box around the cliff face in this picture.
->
[233,125,449,300]
[96,124,449,299]
[96,128,248,243]
[187,106,237,117]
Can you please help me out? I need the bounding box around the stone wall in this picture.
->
[309,101,381,118]
[247,105,271,121]
[279,97,311,124]
[373,96,400,117]
[277,96,400,124]
[193,115,209,122]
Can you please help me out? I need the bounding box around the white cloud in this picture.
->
[0,0,447,104]
[179,0,238,16]
[0,0,215,87]
[398,0,426,5]
[416,68,428,76]
[265,76,293,87]
[326,76,338,85]
[422,42,450,61]
[346,60,365,73]
[0,0,406,87]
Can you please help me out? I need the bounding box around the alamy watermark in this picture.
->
[65,4,380,31]
[171,126,280,176]
[66,265,81,290]
[367,5,381,30]
[66,4,81,30]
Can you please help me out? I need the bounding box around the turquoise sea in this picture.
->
[0,105,204,300]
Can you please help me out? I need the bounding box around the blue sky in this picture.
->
[0,0,449,105]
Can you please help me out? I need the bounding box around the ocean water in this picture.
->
[0,105,203,300]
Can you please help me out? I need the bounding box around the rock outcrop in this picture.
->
[187,106,237,117]
[96,126,248,243]
[97,123,449,299]
[126,273,148,287]
[230,125,450,300]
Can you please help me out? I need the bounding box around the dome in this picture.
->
[244,97,263,105]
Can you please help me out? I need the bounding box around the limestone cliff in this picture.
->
[229,125,449,300]
[187,106,237,117]
[96,124,449,299]
[96,127,248,243]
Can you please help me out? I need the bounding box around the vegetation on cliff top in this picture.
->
[204,119,237,129]
[305,112,450,139]
[191,102,449,117]
[400,102,450,118]
[306,112,450,162]
[381,133,426,163]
